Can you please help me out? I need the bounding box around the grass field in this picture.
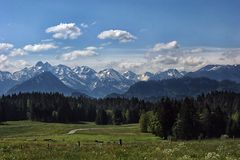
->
[0,121,239,160]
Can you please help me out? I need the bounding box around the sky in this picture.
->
[0,0,240,73]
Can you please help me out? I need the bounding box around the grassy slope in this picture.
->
[0,121,240,160]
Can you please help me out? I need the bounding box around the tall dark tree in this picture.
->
[139,112,148,133]
[0,102,6,123]
[113,109,124,125]
[173,98,200,140]
[95,108,108,125]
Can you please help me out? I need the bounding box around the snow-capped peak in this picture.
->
[198,65,223,72]
[0,71,13,81]
[35,61,44,67]
[97,68,126,82]
[73,66,96,75]
[123,71,138,80]
[138,72,154,81]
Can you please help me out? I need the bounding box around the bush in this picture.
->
[220,134,229,140]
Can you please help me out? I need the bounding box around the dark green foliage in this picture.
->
[0,101,6,123]
[0,91,240,139]
[172,98,200,140]
[0,92,150,124]
[95,108,108,125]
[113,109,124,125]
[139,91,240,139]
[139,112,148,132]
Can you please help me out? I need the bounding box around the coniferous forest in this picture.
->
[0,91,240,140]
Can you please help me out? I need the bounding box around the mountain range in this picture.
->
[7,71,76,95]
[122,77,240,100]
[0,62,240,97]
[0,61,187,97]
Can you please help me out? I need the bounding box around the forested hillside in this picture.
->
[0,91,240,139]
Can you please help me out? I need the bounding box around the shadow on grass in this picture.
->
[0,122,10,125]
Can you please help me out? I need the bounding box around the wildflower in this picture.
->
[205,152,220,160]
[162,149,174,156]
[178,155,192,160]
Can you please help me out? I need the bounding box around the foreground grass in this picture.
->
[0,121,239,160]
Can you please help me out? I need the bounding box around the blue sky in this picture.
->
[0,0,240,73]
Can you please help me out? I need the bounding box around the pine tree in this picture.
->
[113,109,123,125]
[0,102,6,123]
[95,108,108,125]
[139,112,148,132]
[173,98,200,140]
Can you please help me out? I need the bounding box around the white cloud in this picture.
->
[152,41,179,52]
[0,54,8,62]
[41,39,54,42]
[9,48,27,57]
[80,23,88,28]
[0,57,29,72]
[182,56,205,67]
[85,46,104,51]
[106,42,240,73]
[0,43,14,52]
[62,46,73,50]
[62,47,98,61]
[98,29,137,43]
[152,55,179,65]
[0,54,10,71]
[15,60,29,67]
[23,43,57,52]
[100,42,112,47]
[46,23,82,40]
[91,21,97,26]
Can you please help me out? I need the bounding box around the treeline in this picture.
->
[0,92,148,124]
[140,92,240,139]
[0,91,240,139]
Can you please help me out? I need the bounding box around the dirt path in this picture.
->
[67,128,101,135]
[67,126,135,135]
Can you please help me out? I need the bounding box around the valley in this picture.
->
[0,121,239,160]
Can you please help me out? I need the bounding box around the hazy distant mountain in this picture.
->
[7,72,76,95]
[91,68,135,97]
[0,71,18,95]
[138,72,154,81]
[186,65,240,83]
[1,62,240,97]
[123,71,138,82]
[123,77,240,100]
[151,69,185,80]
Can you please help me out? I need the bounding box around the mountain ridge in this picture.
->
[1,62,240,97]
[7,71,77,95]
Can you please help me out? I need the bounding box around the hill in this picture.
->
[7,71,76,95]
[124,77,240,100]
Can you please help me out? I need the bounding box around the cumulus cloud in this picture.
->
[62,46,73,50]
[0,56,29,72]
[46,23,82,40]
[98,29,137,43]
[145,41,180,59]
[182,56,205,67]
[84,46,98,51]
[62,47,99,61]
[0,43,14,52]
[15,60,29,67]
[0,54,10,71]
[106,60,144,73]
[9,48,27,57]
[152,41,179,52]
[80,23,88,28]
[23,43,57,52]
[152,55,179,65]
[0,54,8,62]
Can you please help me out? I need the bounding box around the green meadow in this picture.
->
[0,121,239,160]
